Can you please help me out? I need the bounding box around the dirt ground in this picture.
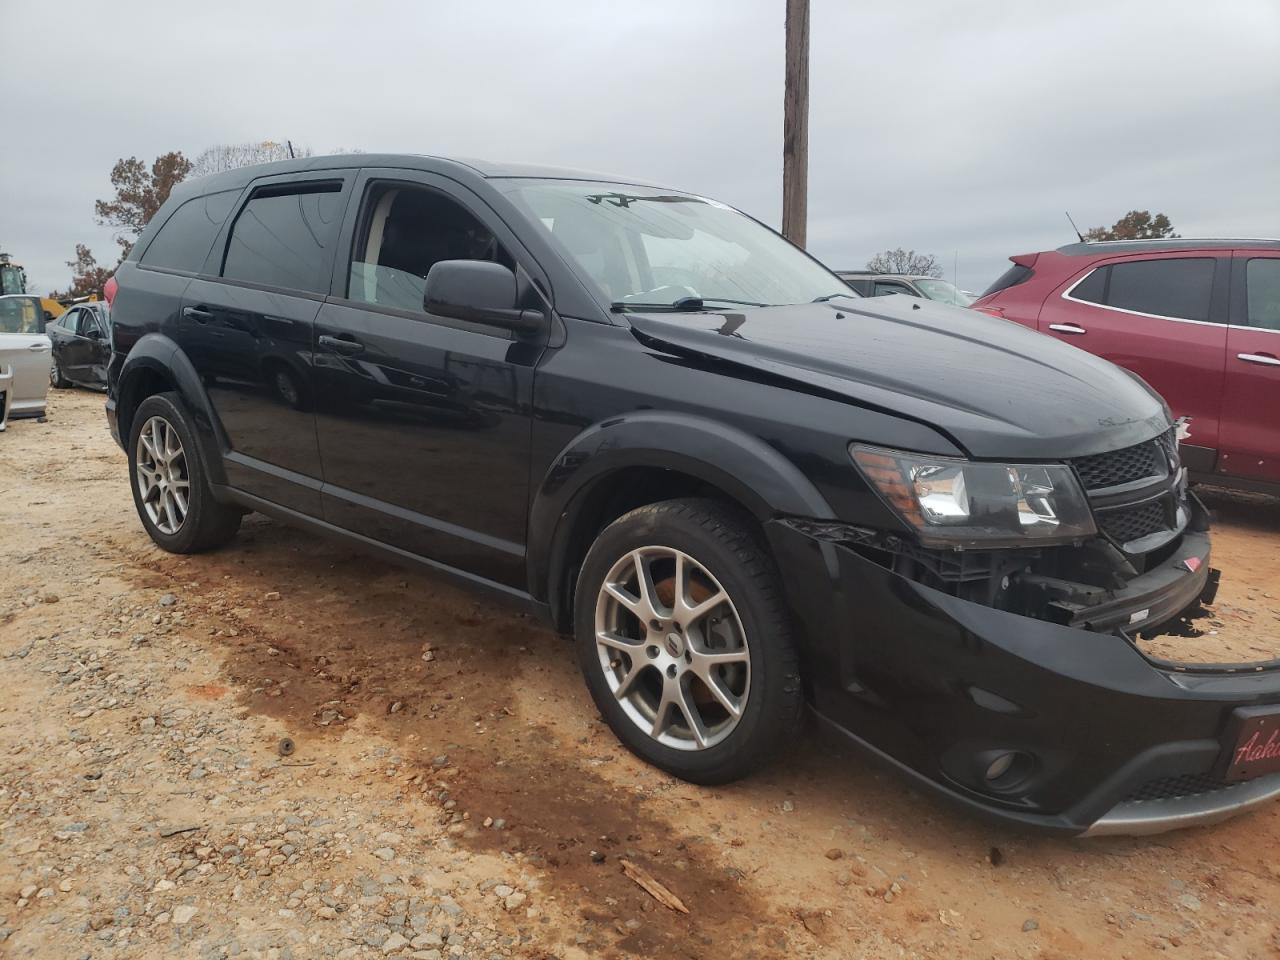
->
[2,388,1279,960]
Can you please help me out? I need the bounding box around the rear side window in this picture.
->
[1072,258,1215,322]
[222,183,345,295]
[1245,258,1280,330]
[980,263,1032,298]
[140,190,237,273]
[1070,267,1107,305]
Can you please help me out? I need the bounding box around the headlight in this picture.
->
[850,445,1096,548]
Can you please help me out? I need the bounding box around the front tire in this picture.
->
[574,498,802,784]
[128,393,242,553]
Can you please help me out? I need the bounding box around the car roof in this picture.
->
[172,153,661,200]
[835,272,936,281]
[1055,238,1280,256]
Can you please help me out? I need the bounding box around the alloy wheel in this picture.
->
[135,415,190,535]
[593,546,750,751]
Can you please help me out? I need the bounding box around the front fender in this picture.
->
[117,334,227,485]
[528,410,836,615]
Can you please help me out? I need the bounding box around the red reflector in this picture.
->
[103,275,118,305]
[1180,557,1202,573]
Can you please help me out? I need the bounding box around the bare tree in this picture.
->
[866,248,944,277]
[190,140,314,179]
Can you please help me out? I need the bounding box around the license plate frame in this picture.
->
[1221,706,1280,783]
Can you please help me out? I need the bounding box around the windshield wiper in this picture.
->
[611,296,767,313]
[813,292,858,302]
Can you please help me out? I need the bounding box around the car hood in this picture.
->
[624,296,1170,459]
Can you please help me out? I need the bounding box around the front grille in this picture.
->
[1073,431,1173,490]
[1124,773,1230,803]
[1098,500,1169,545]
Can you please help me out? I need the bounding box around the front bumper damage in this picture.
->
[766,511,1280,836]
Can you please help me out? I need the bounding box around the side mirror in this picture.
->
[424,260,543,333]
[85,327,102,340]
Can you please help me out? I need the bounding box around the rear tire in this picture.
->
[574,498,802,784]
[50,360,70,389]
[128,392,242,553]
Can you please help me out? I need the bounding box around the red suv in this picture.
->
[973,240,1280,493]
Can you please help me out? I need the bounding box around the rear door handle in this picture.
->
[1048,322,1087,335]
[1238,352,1280,367]
[28,342,49,351]
[318,334,365,356]
[183,306,213,323]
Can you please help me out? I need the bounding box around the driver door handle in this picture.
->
[1049,322,1087,335]
[318,334,365,356]
[1238,352,1280,367]
[28,341,49,351]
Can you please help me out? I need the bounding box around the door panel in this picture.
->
[78,309,111,384]
[1039,257,1228,452]
[175,171,352,515]
[313,304,535,586]
[1219,255,1280,482]
[49,309,85,377]
[312,171,545,587]
[180,278,324,513]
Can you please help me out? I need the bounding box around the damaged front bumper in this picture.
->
[766,516,1280,836]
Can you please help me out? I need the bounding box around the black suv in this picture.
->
[106,155,1280,835]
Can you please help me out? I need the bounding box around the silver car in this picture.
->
[0,295,53,420]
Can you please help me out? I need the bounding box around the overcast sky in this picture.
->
[3,0,1278,295]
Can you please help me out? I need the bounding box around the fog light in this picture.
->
[985,753,1016,782]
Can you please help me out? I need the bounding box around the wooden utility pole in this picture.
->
[782,0,809,248]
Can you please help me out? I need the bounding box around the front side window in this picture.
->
[347,183,512,313]
[1075,258,1215,322]
[496,179,846,309]
[914,278,973,305]
[873,281,915,297]
[1245,258,1280,331]
[81,311,106,338]
[0,296,42,333]
[222,183,344,295]
[140,190,238,273]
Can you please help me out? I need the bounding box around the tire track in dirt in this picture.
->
[104,516,799,959]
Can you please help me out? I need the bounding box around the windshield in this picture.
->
[0,296,42,334]
[913,278,975,306]
[496,180,850,309]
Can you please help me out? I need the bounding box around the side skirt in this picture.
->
[220,486,552,625]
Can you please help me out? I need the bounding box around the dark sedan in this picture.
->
[48,302,111,389]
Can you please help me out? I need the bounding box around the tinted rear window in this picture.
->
[221,183,344,295]
[1246,258,1280,330]
[140,190,237,273]
[980,263,1032,298]
[1070,267,1108,304]
[1105,258,1214,322]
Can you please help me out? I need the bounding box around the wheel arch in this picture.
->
[529,411,835,632]
[117,334,227,485]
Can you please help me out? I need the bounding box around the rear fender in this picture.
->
[116,334,227,485]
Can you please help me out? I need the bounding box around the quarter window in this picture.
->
[1245,258,1280,331]
[1074,258,1215,322]
[222,183,345,295]
[140,190,238,273]
[1069,267,1107,305]
[347,183,512,313]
